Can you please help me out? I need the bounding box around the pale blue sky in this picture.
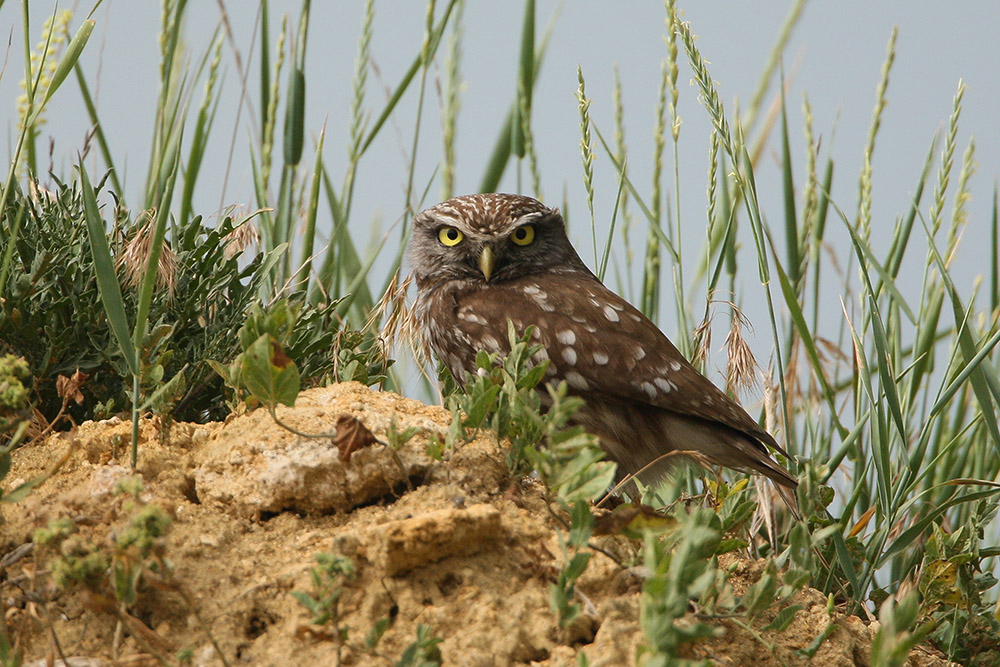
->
[3,2,998,358]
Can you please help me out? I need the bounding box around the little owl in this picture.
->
[409,193,796,500]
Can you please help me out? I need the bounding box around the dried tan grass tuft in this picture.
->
[117,210,178,298]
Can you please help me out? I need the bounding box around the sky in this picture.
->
[3,1,999,385]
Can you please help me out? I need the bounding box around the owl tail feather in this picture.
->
[742,449,801,520]
[772,480,802,520]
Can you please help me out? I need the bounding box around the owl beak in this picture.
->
[479,245,496,281]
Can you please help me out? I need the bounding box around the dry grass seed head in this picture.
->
[117,209,178,298]
[374,272,432,375]
[723,303,759,398]
[223,217,260,260]
[691,315,712,369]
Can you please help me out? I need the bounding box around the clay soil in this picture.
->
[3,383,953,666]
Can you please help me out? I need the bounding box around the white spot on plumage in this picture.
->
[457,308,487,326]
[592,351,609,365]
[670,360,682,371]
[565,371,589,390]
[556,330,576,345]
[654,377,675,393]
[480,334,501,352]
[634,347,646,360]
[546,363,559,377]
[523,284,555,311]
[562,347,577,365]
[603,305,620,322]
[638,381,658,399]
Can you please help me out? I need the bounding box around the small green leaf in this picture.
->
[763,604,803,632]
[563,551,591,580]
[241,334,300,407]
[462,384,500,429]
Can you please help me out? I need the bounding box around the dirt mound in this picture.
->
[2,383,952,666]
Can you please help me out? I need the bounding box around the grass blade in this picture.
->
[295,125,326,296]
[359,0,460,156]
[510,0,534,158]
[779,73,799,287]
[79,164,137,376]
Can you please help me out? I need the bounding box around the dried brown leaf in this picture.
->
[334,415,378,463]
[56,368,88,405]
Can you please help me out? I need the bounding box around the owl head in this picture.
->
[408,193,591,288]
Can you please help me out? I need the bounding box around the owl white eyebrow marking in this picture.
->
[556,330,576,345]
[511,211,546,226]
[603,305,620,322]
[434,213,463,226]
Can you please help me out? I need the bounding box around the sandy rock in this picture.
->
[370,503,502,575]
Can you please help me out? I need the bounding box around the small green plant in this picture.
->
[439,324,617,628]
[34,517,108,590]
[110,478,173,608]
[395,624,443,667]
[292,552,357,640]
[29,479,177,659]
[549,500,597,628]
[637,507,726,665]
[918,500,1000,664]
[291,553,440,666]
[869,592,933,667]
[0,354,35,504]
[210,299,392,415]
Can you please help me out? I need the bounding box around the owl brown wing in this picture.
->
[445,271,788,457]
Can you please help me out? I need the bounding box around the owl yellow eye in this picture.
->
[511,225,535,246]
[438,226,464,246]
